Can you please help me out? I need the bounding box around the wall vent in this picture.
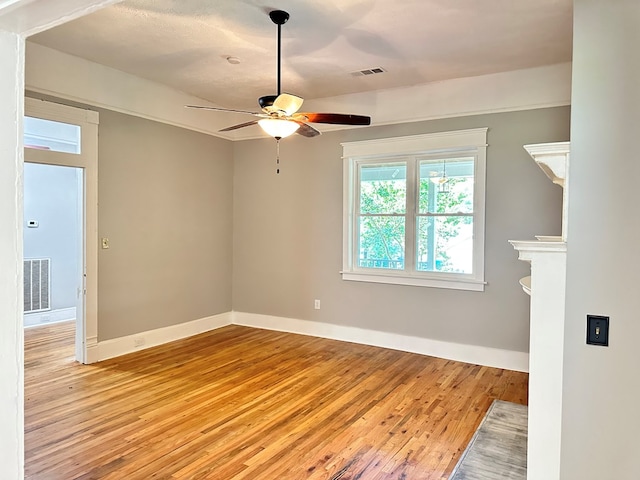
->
[24,258,50,314]
[350,67,387,77]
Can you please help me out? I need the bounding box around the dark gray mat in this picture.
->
[449,400,528,480]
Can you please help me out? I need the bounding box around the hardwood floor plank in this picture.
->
[25,322,528,479]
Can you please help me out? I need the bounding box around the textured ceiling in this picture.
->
[29,0,573,111]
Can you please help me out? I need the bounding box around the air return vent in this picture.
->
[350,67,387,77]
[24,258,50,313]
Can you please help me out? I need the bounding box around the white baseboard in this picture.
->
[232,312,529,373]
[96,312,232,362]
[24,307,76,327]
[91,310,529,372]
[86,335,99,364]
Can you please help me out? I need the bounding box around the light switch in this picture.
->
[586,315,609,346]
[101,237,110,249]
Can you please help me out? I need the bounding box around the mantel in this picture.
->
[523,141,570,241]
[509,240,567,262]
[509,140,570,480]
[523,142,570,187]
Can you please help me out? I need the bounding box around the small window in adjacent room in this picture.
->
[342,128,487,291]
[24,116,81,154]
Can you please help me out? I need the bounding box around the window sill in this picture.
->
[341,271,486,291]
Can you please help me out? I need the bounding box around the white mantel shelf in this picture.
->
[509,240,567,260]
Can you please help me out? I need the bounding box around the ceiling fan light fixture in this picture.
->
[430,175,448,185]
[185,9,370,145]
[258,118,300,139]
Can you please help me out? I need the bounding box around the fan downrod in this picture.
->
[268,10,289,25]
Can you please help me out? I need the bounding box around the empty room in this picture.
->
[2,1,640,480]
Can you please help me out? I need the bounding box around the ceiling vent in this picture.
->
[351,67,387,77]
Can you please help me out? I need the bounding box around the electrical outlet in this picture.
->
[586,315,609,346]
[314,299,321,310]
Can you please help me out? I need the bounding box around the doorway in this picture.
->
[23,163,82,349]
[24,98,99,364]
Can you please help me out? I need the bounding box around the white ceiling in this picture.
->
[29,0,573,112]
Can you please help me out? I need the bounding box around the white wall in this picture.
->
[562,1,640,478]
[23,163,80,311]
[0,28,25,480]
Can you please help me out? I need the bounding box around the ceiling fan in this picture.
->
[186,9,371,140]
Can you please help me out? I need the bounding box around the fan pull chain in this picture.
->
[276,137,281,174]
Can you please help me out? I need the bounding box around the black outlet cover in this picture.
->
[586,315,609,347]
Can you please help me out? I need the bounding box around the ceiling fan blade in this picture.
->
[294,112,371,126]
[272,94,304,116]
[219,120,259,132]
[294,121,321,138]
[186,105,260,116]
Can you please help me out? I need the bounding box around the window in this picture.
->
[342,128,487,291]
[24,116,81,154]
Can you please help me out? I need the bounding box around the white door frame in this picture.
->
[24,97,99,364]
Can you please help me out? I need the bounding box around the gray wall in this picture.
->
[561,1,640,478]
[97,109,234,341]
[23,162,80,310]
[233,107,570,353]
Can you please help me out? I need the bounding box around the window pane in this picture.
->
[24,116,81,154]
[359,163,406,214]
[419,158,474,214]
[358,216,405,269]
[416,216,473,273]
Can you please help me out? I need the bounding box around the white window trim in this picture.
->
[341,128,488,291]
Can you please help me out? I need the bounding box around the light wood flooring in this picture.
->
[25,321,528,480]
